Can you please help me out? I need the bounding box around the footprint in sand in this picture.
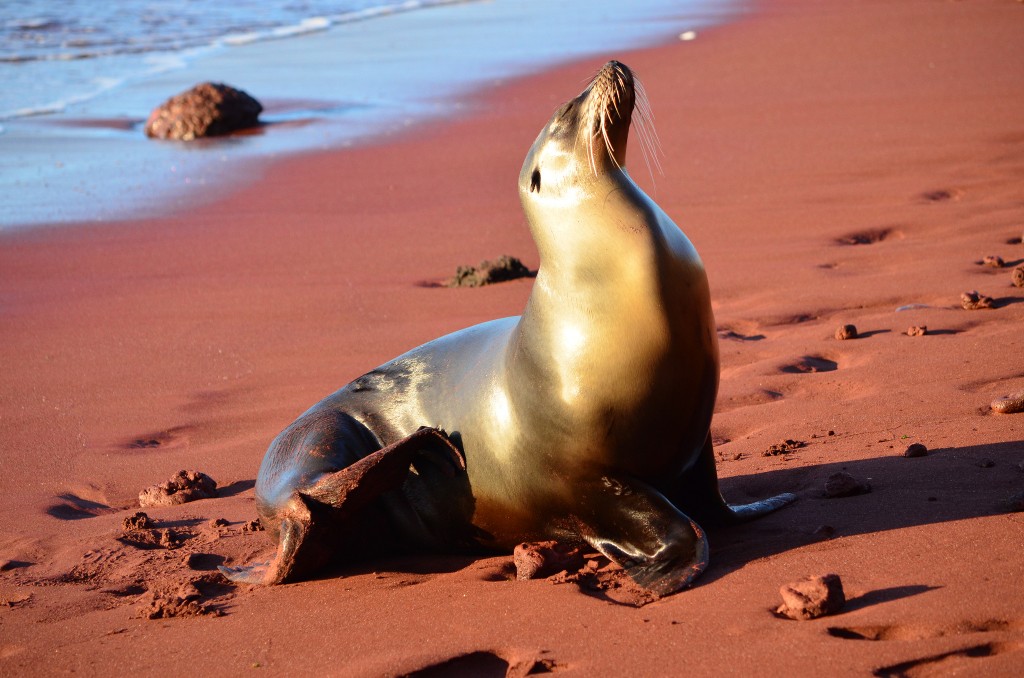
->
[827,618,1024,677]
[780,355,838,374]
[835,227,901,246]
[403,649,558,677]
[715,389,784,414]
[717,321,767,342]
[44,492,117,521]
[919,188,962,203]
[123,425,191,451]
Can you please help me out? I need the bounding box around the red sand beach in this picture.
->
[2,0,1023,675]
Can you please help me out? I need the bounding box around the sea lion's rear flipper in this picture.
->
[667,435,796,527]
[569,476,709,596]
[219,427,464,585]
[218,491,317,584]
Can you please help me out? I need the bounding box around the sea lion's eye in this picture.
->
[530,169,541,193]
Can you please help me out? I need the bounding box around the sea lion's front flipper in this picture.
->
[569,476,709,596]
[300,427,464,511]
[219,427,463,585]
[667,435,796,526]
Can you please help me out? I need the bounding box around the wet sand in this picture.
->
[2,0,1023,675]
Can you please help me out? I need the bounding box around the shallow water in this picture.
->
[0,0,739,229]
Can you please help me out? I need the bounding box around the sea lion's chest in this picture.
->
[509,269,715,477]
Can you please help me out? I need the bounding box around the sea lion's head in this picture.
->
[518,61,661,266]
[519,61,656,202]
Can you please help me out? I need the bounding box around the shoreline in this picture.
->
[0,0,739,230]
[2,1,1024,675]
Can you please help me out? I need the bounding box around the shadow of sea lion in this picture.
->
[700,439,1024,585]
[255,439,1022,596]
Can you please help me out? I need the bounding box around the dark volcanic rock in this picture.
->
[445,255,534,288]
[903,443,928,458]
[145,82,262,140]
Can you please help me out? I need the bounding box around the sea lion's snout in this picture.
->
[589,61,635,124]
[581,61,639,170]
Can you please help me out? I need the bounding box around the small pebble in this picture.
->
[906,326,928,337]
[960,291,994,310]
[835,324,858,340]
[1013,264,1024,288]
[207,518,229,529]
[776,574,845,620]
[903,443,928,458]
[824,472,871,498]
[981,255,1005,268]
[991,390,1024,414]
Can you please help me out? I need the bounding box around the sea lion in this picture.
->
[220,61,795,594]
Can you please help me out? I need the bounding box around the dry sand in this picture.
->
[2,0,1023,675]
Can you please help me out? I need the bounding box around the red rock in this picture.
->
[776,574,845,620]
[824,471,871,498]
[513,541,585,580]
[139,470,217,507]
[834,324,857,340]
[1012,264,1024,288]
[960,290,993,310]
[145,82,262,140]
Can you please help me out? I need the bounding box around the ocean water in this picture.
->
[0,0,738,228]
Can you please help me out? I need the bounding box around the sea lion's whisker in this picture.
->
[631,77,662,184]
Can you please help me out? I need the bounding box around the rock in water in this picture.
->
[145,82,262,140]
